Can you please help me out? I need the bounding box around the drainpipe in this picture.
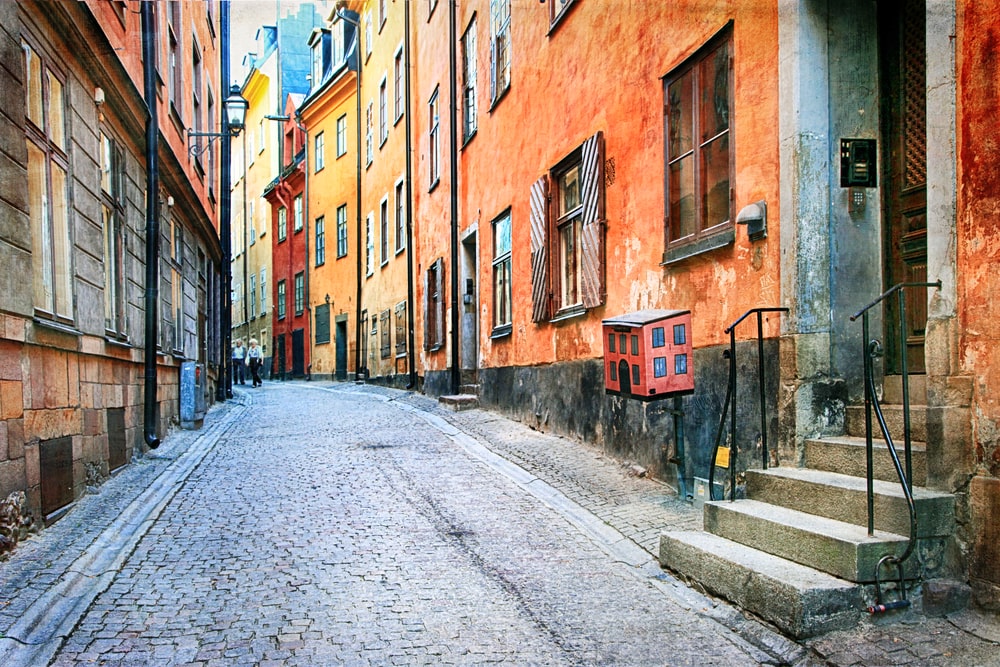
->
[141,1,160,448]
[242,129,249,338]
[348,24,363,380]
[404,0,416,389]
[448,0,460,395]
[220,2,234,400]
[300,122,310,380]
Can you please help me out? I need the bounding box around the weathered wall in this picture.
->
[956,0,1000,607]
[473,340,781,491]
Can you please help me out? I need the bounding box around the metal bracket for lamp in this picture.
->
[187,85,248,156]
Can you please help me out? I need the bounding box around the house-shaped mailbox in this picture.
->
[602,309,693,400]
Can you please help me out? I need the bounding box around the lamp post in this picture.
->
[332,6,364,381]
[193,84,248,401]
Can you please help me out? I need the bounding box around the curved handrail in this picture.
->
[850,281,941,322]
[709,307,787,501]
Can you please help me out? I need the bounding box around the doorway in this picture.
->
[335,317,348,381]
[880,0,928,374]
[460,232,478,383]
[292,328,305,377]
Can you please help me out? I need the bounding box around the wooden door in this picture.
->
[881,0,928,374]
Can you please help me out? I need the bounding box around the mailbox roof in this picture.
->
[601,309,690,328]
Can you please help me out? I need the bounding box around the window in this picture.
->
[548,0,576,26]
[366,101,374,166]
[424,258,445,350]
[379,77,388,145]
[378,0,387,30]
[315,132,325,171]
[294,272,304,315]
[293,194,303,232]
[316,216,326,266]
[380,198,389,265]
[249,200,256,244]
[462,19,478,141]
[315,302,330,344]
[429,88,440,187]
[260,329,267,357]
[336,114,348,157]
[492,210,512,335]
[530,132,606,322]
[249,273,257,319]
[277,280,286,319]
[259,118,265,154]
[394,179,405,253]
[394,47,404,122]
[168,218,184,351]
[278,206,287,241]
[101,133,126,335]
[364,10,372,60]
[311,40,323,89]
[337,204,348,258]
[192,39,203,167]
[395,301,407,356]
[663,27,733,260]
[168,2,182,115]
[365,212,374,276]
[24,40,73,322]
[260,267,267,313]
[489,0,511,104]
[380,309,391,359]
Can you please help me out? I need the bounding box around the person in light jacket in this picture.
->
[247,338,263,388]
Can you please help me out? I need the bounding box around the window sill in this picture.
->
[661,227,735,266]
[550,305,586,324]
[104,333,132,348]
[33,316,80,337]
[490,324,512,339]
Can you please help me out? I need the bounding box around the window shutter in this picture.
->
[580,131,606,309]
[423,267,431,350]
[435,258,446,347]
[530,175,550,322]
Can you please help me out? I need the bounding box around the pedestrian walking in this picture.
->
[232,339,246,385]
[247,338,263,387]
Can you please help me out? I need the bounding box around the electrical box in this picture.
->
[602,309,694,401]
[179,362,206,430]
[840,138,877,187]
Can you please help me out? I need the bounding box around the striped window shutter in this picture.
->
[423,266,431,350]
[530,175,550,323]
[580,131,606,309]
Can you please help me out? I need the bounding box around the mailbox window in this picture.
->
[608,332,616,353]
[631,335,639,356]
[675,353,688,374]
[619,334,627,353]
[609,361,617,381]
[632,365,640,385]
[652,327,665,348]
[653,357,667,378]
[674,323,687,345]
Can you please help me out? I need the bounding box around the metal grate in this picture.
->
[902,2,926,189]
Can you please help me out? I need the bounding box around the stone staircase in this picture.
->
[659,375,957,639]
[438,370,480,411]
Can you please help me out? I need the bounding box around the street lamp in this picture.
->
[189,85,249,155]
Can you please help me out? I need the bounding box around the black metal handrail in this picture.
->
[850,281,940,611]
[709,307,787,501]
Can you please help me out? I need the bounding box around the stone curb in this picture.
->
[0,392,250,667]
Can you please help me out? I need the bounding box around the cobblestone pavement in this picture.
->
[0,381,997,666]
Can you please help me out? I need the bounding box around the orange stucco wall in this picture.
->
[413,1,781,379]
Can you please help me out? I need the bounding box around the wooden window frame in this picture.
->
[662,24,735,263]
[491,209,512,337]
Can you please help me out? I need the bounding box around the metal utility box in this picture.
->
[179,362,206,429]
[602,309,694,400]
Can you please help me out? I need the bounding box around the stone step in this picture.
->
[804,435,927,486]
[438,394,480,411]
[746,467,954,538]
[704,499,914,582]
[459,383,480,395]
[846,403,927,442]
[882,374,927,405]
[659,530,862,639]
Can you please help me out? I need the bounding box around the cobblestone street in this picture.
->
[1,381,998,666]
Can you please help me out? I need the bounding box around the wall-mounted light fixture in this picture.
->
[188,84,248,156]
[736,200,767,242]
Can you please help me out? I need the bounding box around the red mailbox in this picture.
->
[602,309,693,400]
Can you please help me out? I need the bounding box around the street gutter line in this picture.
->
[0,398,248,667]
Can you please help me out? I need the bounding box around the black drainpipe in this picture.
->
[141,1,160,449]
[219,2,234,399]
[404,0,416,389]
[448,0,460,395]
